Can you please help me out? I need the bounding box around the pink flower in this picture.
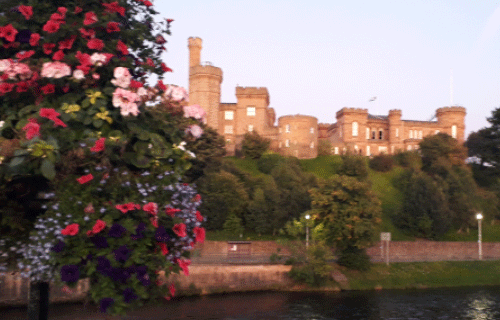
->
[110,67,131,88]
[87,38,104,51]
[77,174,93,184]
[58,36,76,50]
[177,259,191,276]
[0,59,11,73]
[79,28,95,39]
[90,53,107,66]
[116,40,128,55]
[22,118,40,140]
[15,50,34,61]
[43,43,56,54]
[185,125,203,139]
[39,108,60,119]
[156,80,166,91]
[173,223,187,238]
[193,227,205,244]
[73,70,85,80]
[115,203,141,213]
[183,104,206,123]
[83,12,98,25]
[195,211,204,222]
[0,24,18,42]
[52,50,65,61]
[74,7,83,14]
[112,88,139,116]
[90,137,105,152]
[165,207,181,217]
[91,219,106,234]
[52,117,67,128]
[42,20,60,33]
[19,5,33,20]
[29,33,40,46]
[157,242,169,255]
[57,7,68,16]
[61,223,79,236]
[143,202,158,216]
[165,85,189,102]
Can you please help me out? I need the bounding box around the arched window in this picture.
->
[366,128,370,140]
[352,122,358,137]
[452,125,457,139]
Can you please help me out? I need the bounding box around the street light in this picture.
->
[476,213,483,261]
[305,214,310,249]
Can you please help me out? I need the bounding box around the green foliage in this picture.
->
[287,242,334,287]
[317,139,332,156]
[197,170,248,230]
[369,154,394,172]
[337,246,371,271]
[393,150,422,169]
[240,131,270,159]
[419,133,467,171]
[309,175,382,250]
[299,155,343,179]
[338,155,369,180]
[223,214,244,236]
[256,153,286,174]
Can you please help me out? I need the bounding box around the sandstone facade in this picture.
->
[188,37,466,158]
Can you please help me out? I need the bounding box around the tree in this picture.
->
[338,155,369,180]
[309,175,381,269]
[240,130,270,159]
[0,1,207,317]
[419,133,468,171]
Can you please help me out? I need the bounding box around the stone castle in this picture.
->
[188,37,466,159]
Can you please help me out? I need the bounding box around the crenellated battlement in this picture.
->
[188,37,202,48]
[336,107,368,118]
[436,106,466,114]
[278,114,318,121]
[235,87,269,96]
[189,65,223,78]
[389,109,402,115]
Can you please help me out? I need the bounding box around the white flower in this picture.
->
[174,141,187,151]
[73,70,85,80]
[0,121,4,128]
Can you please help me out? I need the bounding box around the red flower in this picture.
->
[22,118,40,140]
[195,211,204,222]
[194,194,201,202]
[169,283,175,297]
[106,22,120,33]
[59,35,76,50]
[177,259,191,276]
[157,80,166,91]
[130,80,143,88]
[157,242,169,255]
[29,33,40,46]
[165,207,181,217]
[16,81,29,93]
[1,24,18,42]
[102,2,126,16]
[90,137,105,152]
[161,63,173,73]
[0,82,14,95]
[15,50,35,61]
[61,223,79,236]
[74,7,82,14]
[79,28,95,39]
[62,85,69,93]
[143,202,158,216]
[116,40,128,55]
[19,5,33,20]
[167,19,174,23]
[77,174,93,184]
[57,7,68,16]
[52,117,67,128]
[43,43,56,54]
[41,84,55,95]
[146,58,155,67]
[42,20,60,33]
[143,0,153,6]
[155,35,166,44]
[53,50,65,61]
[193,227,205,244]
[75,51,91,66]
[84,11,98,25]
[115,203,141,213]
[87,38,104,50]
[172,223,187,238]
[150,217,158,228]
[40,108,60,119]
[102,53,114,63]
[50,13,65,22]
[92,219,106,234]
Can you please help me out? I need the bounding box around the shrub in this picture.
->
[257,153,285,174]
[338,155,368,180]
[394,151,422,169]
[240,131,270,159]
[369,154,394,172]
[337,246,371,271]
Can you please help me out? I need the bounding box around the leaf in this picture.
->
[41,159,56,180]
[9,156,25,167]
[47,136,59,149]
[93,119,104,128]
[13,149,29,156]
[83,117,93,125]
[81,99,91,109]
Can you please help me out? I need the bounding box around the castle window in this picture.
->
[334,147,339,155]
[224,125,233,134]
[409,130,413,139]
[379,130,383,140]
[285,124,290,133]
[435,130,440,134]
[452,125,457,139]
[408,145,412,151]
[224,111,234,120]
[279,142,282,148]
[419,130,423,139]
[366,128,370,140]
[352,122,358,137]
[248,124,254,132]
[247,106,256,116]
[366,146,370,156]
[285,139,290,147]
[396,128,399,137]
[379,146,387,154]
[310,142,314,149]
[226,139,231,144]
[372,131,376,139]
[391,146,395,154]
[310,127,314,134]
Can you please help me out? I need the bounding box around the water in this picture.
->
[2,287,500,319]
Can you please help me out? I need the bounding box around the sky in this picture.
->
[155,0,500,137]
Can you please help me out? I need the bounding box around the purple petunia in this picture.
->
[90,236,109,248]
[113,245,130,263]
[16,29,32,43]
[100,297,114,313]
[134,265,150,286]
[123,287,138,303]
[60,265,80,283]
[110,267,131,283]
[108,223,127,238]
[154,226,170,242]
[131,222,146,240]
[51,240,65,253]
[96,256,112,276]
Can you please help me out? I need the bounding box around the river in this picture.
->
[2,286,500,319]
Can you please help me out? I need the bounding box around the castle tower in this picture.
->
[188,37,223,130]
[278,115,318,159]
[388,109,403,153]
[436,107,466,143]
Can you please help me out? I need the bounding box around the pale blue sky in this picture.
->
[156,0,500,136]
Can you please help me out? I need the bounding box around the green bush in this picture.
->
[393,151,422,169]
[257,153,285,174]
[338,155,368,180]
[337,246,371,271]
[369,154,394,172]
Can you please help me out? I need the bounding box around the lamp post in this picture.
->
[476,213,483,261]
[305,214,310,249]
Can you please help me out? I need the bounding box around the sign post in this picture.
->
[380,232,391,266]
